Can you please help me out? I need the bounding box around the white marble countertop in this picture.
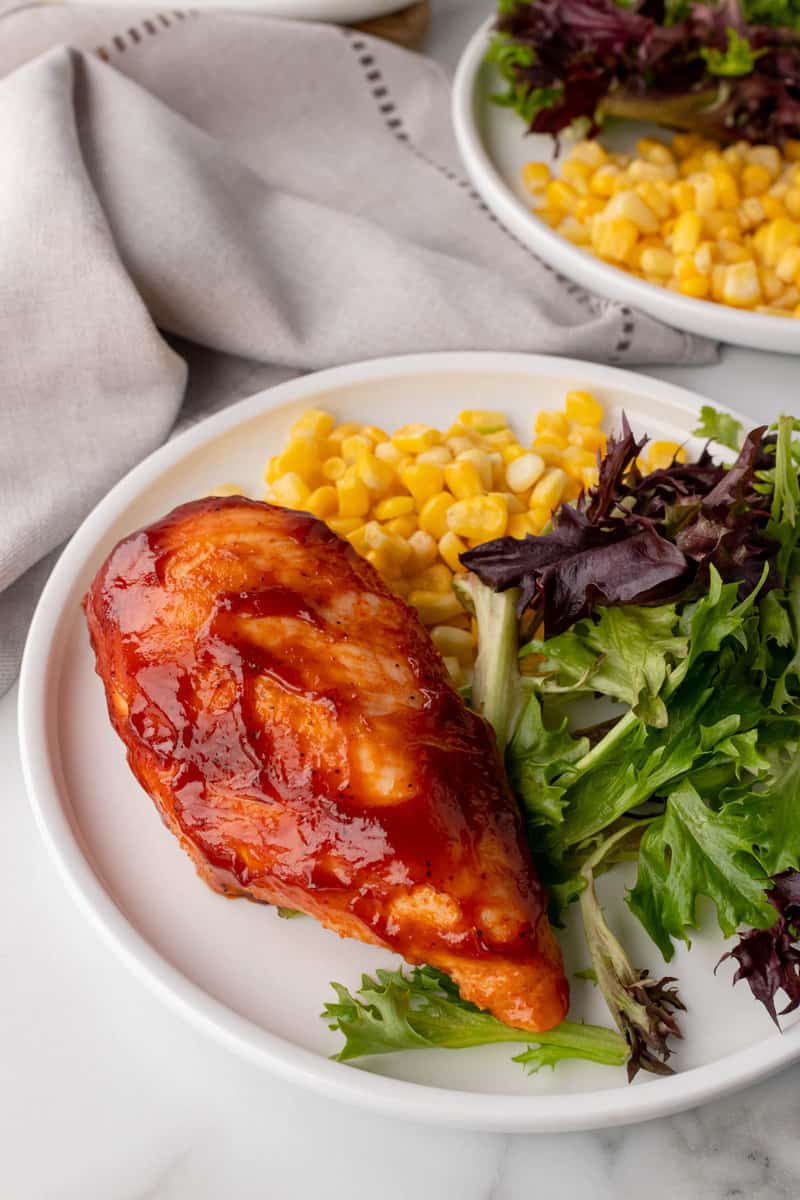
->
[5,3,800,1196]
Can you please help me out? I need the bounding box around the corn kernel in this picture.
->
[580,465,600,490]
[208,483,244,498]
[531,468,567,511]
[456,449,494,490]
[272,472,310,508]
[277,434,322,482]
[340,434,372,463]
[562,445,597,480]
[265,455,282,484]
[535,409,570,438]
[506,452,546,493]
[373,495,415,521]
[291,409,335,439]
[640,247,675,276]
[385,515,417,539]
[679,276,710,299]
[446,495,508,542]
[568,424,607,454]
[529,505,554,533]
[363,522,413,574]
[722,260,762,308]
[672,211,702,254]
[592,216,639,262]
[762,196,787,221]
[435,530,466,574]
[419,493,456,539]
[345,524,370,555]
[408,529,438,571]
[717,240,750,265]
[327,422,360,445]
[430,624,474,664]
[565,391,604,426]
[671,180,696,212]
[444,460,485,500]
[374,441,403,466]
[743,163,772,197]
[776,245,800,285]
[447,435,475,457]
[762,218,800,267]
[459,409,508,433]
[647,441,686,470]
[409,563,453,594]
[785,189,800,220]
[322,455,347,481]
[591,164,621,197]
[416,446,452,465]
[746,144,782,177]
[356,450,395,496]
[305,485,338,518]
[409,591,463,625]
[570,140,608,167]
[546,179,579,214]
[336,474,370,518]
[532,438,568,467]
[397,463,442,508]
[713,169,739,209]
[327,515,363,536]
[392,423,441,455]
[508,513,537,539]
[522,162,551,193]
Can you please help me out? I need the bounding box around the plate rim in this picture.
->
[452,19,800,357]
[18,350,800,1133]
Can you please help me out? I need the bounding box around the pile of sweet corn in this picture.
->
[524,133,800,316]
[250,393,682,686]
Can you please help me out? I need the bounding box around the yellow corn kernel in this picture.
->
[364,522,413,573]
[441,656,462,686]
[562,445,597,480]
[711,263,727,302]
[488,452,506,489]
[532,438,568,467]
[712,169,739,209]
[546,179,579,214]
[392,423,441,455]
[531,468,567,511]
[430,624,474,664]
[570,140,608,167]
[581,465,600,490]
[327,515,363,536]
[522,162,551,193]
[636,181,671,220]
[339,433,372,463]
[761,266,783,303]
[739,196,766,229]
[345,524,370,555]
[529,504,554,533]
[672,132,703,158]
[762,218,800,267]
[785,188,800,220]
[690,172,718,215]
[640,247,675,276]
[742,163,772,197]
[265,455,282,484]
[675,253,699,282]
[776,245,800,285]
[327,422,361,446]
[671,211,702,254]
[722,260,762,308]
[385,515,417,539]
[209,483,245,498]
[785,140,800,162]
[416,446,452,465]
[746,144,782,177]
[671,180,697,213]
[459,409,508,433]
[409,591,464,626]
[508,513,537,539]
[535,409,570,438]
[336,474,370,518]
[592,216,639,262]
[292,409,335,439]
[565,390,604,426]
[456,449,494,490]
[419,493,456,539]
[447,435,476,457]
[373,495,415,521]
[408,529,438,571]
[446,495,508,542]
[277,434,322,482]
[305,485,338,518]
[491,491,524,515]
[500,443,525,467]
[763,196,787,221]
[374,441,404,466]
[590,164,621,197]
[356,450,395,496]
[694,241,716,274]
[438,530,468,574]
[272,472,310,508]
[636,138,674,166]
[444,460,485,500]
[568,424,607,454]
[409,563,453,594]
[562,160,593,194]
[679,276,710,299]
[322,455,347,481]
[506,452,546,493]
[717,240,751,265]
[647,441,686,470]
[363,425,389,445]
[558,217,592,246]
[398,463,442,508]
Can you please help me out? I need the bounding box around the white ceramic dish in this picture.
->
[70,0,401,18]
[452,20,800,356]
[18,352,800,1133]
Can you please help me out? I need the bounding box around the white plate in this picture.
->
[18,352,800,1133]
[70,0,403,18]
[452,20,800,356]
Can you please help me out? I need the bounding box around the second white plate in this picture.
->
[452,19,800,356]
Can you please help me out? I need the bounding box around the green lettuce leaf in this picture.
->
[692,405,743,453]
[506,691,589,829]
[323,965,628,1071]
[701,28,766,76]
[628,781,776,960]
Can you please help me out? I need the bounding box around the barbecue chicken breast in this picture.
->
[84,496,568,1032]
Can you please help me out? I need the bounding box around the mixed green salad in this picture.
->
[323,406,800,1083]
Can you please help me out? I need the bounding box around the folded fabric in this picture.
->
[0,3,717,694]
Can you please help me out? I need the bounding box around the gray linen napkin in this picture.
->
[0,3,717,695]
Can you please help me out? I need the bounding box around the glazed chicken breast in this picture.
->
[84,496,568,1032]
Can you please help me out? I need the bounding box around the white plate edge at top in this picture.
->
[452,20,800,357]
[17,351,800,1133]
